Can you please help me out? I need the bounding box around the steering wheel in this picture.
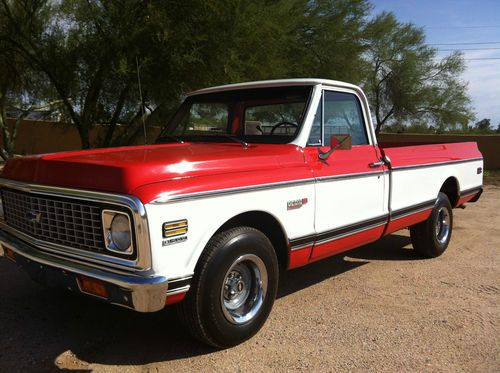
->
[270,121,299,135]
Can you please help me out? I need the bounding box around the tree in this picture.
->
[0,31,24,159]
[1,0,159,149]
[0,2,56,159]
[362,12,474,134]
[286,0,371,82]
[473,118,493,133]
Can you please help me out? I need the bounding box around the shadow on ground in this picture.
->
[0,234,416,370]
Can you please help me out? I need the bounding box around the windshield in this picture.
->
[157,86,313,144]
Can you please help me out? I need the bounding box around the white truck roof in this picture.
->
[188,78,360,96]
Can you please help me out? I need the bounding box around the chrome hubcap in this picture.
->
[435,207,450,244]
[221,254,268,324]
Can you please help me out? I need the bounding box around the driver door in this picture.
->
[304,89,388,261]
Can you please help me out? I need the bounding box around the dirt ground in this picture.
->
[0,186,498,373]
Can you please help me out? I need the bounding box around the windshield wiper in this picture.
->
[214,134,248,148]
[156,135,184,144]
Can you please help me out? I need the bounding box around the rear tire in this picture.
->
[177,226,279,348]
[410,192,453,258]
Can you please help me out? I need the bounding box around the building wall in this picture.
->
[3,119,161,155]
[3,120,500,169]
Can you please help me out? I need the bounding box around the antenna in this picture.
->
[136,55,148,144]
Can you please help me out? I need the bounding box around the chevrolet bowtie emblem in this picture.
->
[26,211,43,224]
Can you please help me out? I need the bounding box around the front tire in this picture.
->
[410,192,453,258]
[178,227,279,348]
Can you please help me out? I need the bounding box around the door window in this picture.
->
[308,91,368,146]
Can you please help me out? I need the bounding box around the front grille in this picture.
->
[1,188,105,253]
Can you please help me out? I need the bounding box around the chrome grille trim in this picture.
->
[0,178,151,272]
[1,189,106,253]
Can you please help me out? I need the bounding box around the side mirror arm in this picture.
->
[318,135,351,161]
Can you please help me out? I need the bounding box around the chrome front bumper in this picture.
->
[0,229,169,312]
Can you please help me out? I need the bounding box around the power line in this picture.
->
[425,25,500,29]
[438,47,500,51]
[432,57,500,61]
[429,41,500,46]
[464,57,500,60]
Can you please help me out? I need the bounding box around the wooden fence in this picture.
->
[3,119,500,169]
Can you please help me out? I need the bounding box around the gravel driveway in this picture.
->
[0,186,498,372]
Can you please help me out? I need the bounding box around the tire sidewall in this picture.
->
[198,228,278,347]
[429,193,453,255]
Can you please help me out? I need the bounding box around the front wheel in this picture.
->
[178,227,279,348]
[410,192,453,258]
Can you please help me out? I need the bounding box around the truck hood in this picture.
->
[1,142,306,195]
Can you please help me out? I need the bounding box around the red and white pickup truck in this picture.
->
[0,79,483,347]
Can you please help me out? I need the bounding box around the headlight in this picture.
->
[102,210,133,254]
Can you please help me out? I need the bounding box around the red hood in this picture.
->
[1,143,306,195]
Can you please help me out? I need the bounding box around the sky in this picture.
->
[372,0,500,128]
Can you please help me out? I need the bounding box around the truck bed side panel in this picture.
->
[382,142,483,232]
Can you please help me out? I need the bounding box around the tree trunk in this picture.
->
[78,124,91,149]
[0,90,11,160]
[374,107,394,135]
[101,82,131,148]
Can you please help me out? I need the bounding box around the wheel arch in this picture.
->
[439,176,460,207]
[212,210,290,270]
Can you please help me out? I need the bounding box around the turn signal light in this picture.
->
[77,276,109,299]
[163,219,188,238]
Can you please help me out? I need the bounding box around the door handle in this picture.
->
[369,161,385,168]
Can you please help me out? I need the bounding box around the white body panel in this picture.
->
[390,160,483,212]
[145,183,315,278]
[314,173,387,234]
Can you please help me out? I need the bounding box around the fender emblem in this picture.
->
[287,198,308,210]
[26,211,43,224]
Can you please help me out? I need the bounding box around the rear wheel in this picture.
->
[410,192,453,258]
[178,226,278,348]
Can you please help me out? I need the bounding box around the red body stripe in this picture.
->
[456,193,477,207]
[288,225,385,269]
[310,225,385,262]
[384,209,432,236]
[288,245,313,269]
[289,208,440,269]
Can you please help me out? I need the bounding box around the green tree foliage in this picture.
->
[287,0,371,82]
[362,12,474,134]
[470,118,496,134]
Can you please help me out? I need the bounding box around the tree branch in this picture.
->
[101,81,131,147]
